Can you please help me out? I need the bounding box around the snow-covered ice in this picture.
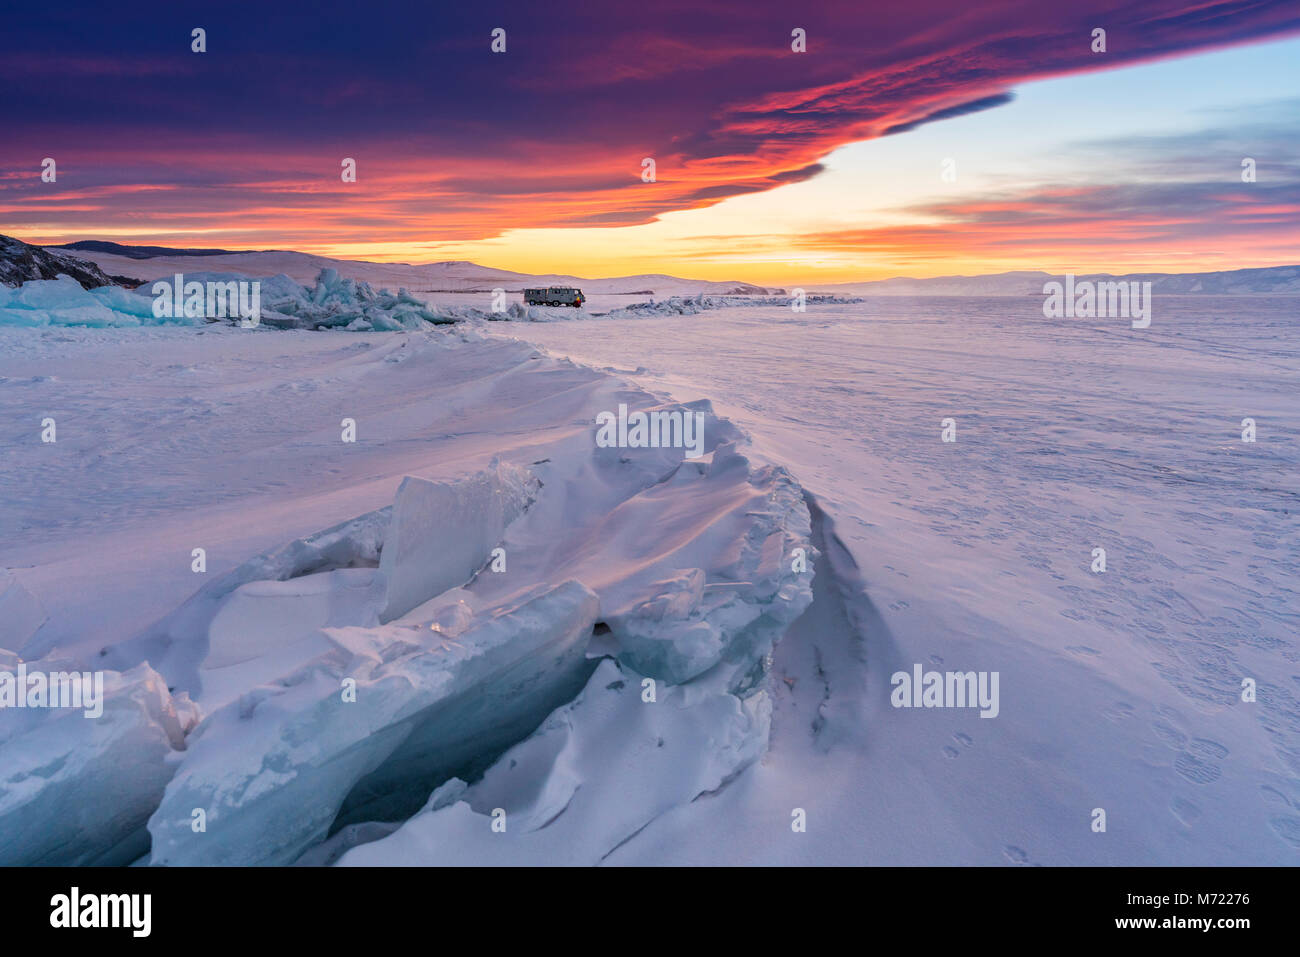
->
[0,309,814,866]
[0,651,196,866]
[492,294,1300,864]
[148,580,600,866]
[0,275,179,328]
[0,270,807,332]
[374,465,536,622]
[1,288,1296,866]
[247,269,454,330]
[0,269,460,331]
[338,657,771,866]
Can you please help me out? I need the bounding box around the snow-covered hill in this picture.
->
[44,240,1300,299]
[49,242,781,298]
[811,265,1300,296]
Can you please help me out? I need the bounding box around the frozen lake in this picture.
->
[494,294,1300,863]
[1,293,1296,864]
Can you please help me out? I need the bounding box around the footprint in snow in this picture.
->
[1187,738,1229,761]
[1150,720,1187,750]
[1259,785,1295,809]
[1173,752,1222,785]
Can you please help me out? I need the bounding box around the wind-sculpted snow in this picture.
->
[0,570,46,653]
[106,504,393,699]
[2,326,817,866]
[136,408,811,865]
[137,370,811,864]
[0,651,197,866]
[3,288,1296,864]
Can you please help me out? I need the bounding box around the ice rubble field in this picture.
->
[0,288,1297,865]
[0,270,856,331]
[0,271,451,330]
[0,316,812,866]
[0,276,188,328]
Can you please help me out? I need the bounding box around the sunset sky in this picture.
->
[2,0,1298,284]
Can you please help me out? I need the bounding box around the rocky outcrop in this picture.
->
[0,234,142,289]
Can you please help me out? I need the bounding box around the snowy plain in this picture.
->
[1,286,1296,865]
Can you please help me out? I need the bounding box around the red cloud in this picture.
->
[1,0,1297,254]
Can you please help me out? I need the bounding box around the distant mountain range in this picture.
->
[43,241,782,298]
[4,235,1298,297]
[55,240,250,260]
[810,266,1300,296]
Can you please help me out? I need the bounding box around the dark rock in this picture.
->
[0,234,143,290]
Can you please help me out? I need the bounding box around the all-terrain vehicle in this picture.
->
[523,286,585,307]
